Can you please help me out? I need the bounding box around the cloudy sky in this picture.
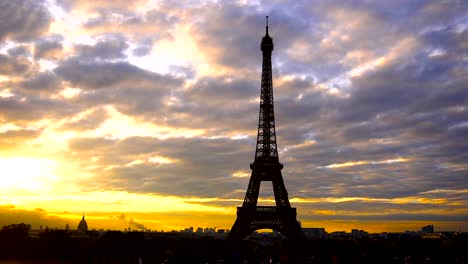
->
[0,0,467,233]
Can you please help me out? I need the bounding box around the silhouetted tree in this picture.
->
[0,223,31,242]
[0,223,32,257]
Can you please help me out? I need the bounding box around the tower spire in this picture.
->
[257,16,276,163]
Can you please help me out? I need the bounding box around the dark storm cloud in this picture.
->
[55,59,181,90]
[62,107,109,131]
[189,77,258,99]
[80,6,178,43]
[19,71,62,92]
[131,40,153,57]
[337,45,467,125]
[62,73,185,122]
[29,38,187,120]
[0,0,51,42]
[7,46,31,57]
[302,26,468,199]
[190,2,307,71]
[0,54,32,75]
[181,76,258,114]
[250,0,465,82]
[74,36,129,60]
[68,136,253,197]
[65,74,260,134]
[34,37,64,60]
[160,76,260,133]
[275,82,328,129]
[0,64,78,121]
[247,0,403,79]
[0,95,78,122]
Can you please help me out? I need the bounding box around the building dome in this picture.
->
[77,214,88,233]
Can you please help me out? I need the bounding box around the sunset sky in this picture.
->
[0,0,467,233]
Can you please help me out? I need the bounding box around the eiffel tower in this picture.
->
[227,17,304,241]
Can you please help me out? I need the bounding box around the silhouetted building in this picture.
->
[351,229,368,238]
[182,227,194,233]
[204,227,215,234]
[303,228,326,238]
[330,231,348,239]
[421,224,434,233]
[77,214,88,233]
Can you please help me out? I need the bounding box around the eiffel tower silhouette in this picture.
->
[227,17,304,241]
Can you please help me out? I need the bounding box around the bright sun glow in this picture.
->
[89,105,206,140]
[0,157,57,193]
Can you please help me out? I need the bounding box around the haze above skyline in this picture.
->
[0,0,467,232]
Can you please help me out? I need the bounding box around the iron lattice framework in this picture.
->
[227,17,304,241]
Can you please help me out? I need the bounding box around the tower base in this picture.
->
[227,206,305,241]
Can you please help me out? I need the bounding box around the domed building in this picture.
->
[77,214,88,233]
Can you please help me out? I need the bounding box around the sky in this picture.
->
[0,0,467,233]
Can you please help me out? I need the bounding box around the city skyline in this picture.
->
[1,0,467,233]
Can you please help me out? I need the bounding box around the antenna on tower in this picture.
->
[266,16,269,35]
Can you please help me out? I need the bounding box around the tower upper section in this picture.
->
[254,16,279,165]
